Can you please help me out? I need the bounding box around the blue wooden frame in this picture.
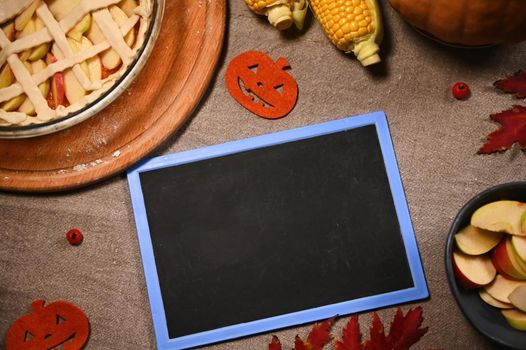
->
[127,111,429,350]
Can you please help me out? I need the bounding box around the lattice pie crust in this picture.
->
[0,0,152,126]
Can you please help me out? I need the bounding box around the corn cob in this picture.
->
[244,0,308,30]
[309,0,383,66]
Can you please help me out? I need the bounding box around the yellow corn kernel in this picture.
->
[244,0,307,30]
[310,0,383,66]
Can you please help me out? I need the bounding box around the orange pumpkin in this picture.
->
[388,0,526,46]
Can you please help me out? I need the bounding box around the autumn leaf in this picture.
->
[385,308,405,347]
[294,318,334,350]
[364,313,388,350]
[333,315,363,350]
[295,335,309,350]
[494,70,526,98]
[478,105,526,154]
[332,308,428,350]
[269,335,282,350]
[270,308,428,350]
[386,307,428,350]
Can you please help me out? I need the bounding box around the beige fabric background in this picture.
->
[1,1,526,349]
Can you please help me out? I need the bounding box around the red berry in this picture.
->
[66,229,83,245]
[452,82,471,100]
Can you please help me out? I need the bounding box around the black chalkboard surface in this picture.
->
[128,112,428,349]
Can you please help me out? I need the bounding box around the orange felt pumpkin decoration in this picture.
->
[6,299,90,350]
[388,0,526,46]
[225,50,298,119]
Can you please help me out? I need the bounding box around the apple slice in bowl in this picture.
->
[479,289,514,309]
[454,225,503,256]
[452,251,496,289]
[509,286,526,312]
[445,182,526,350]
[484,275,526,304]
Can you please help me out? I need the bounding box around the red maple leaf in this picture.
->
[331,308,428,350]
[333,315,363,350]
[295,335,309,350]
[293,318,335,350]
[270,308,429,350]
[478,105,526,154]
[364,313,388,350]
[494,70,526,98]
[386,307,428,350]
[386,308,406,346]
[269,335,282,350]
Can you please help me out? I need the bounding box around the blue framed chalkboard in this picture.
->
[127,111,428,350]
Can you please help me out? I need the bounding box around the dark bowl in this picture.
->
[445,182,526,349]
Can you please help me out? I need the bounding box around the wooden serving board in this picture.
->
[0,0,226,192]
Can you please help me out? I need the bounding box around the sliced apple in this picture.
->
[109,5,135,47]
[485,274,526,304]
[118,0,138,17]
[67,37,89,76]
[28,42,50,62]
[479,289,514,309]
[509,286,526,312]
[22,61,32,73]
[67,37,81,52]
[48,0,81,21]
[471,200,526,236]
[452,250,496,289]
[35,16,44,31]
[512,236,526,264]
[1,95,26,111]
[455,225,503,255]
[19,49,32,62]
[67,14,92,42]
[86,21,121,70]
[492,238,526,280]
[51,73,65,107]
[88,55,102,83]
[18,60,49,115]
[14,0,40,31]
[18,98,35,115]
[501,308,526,331]
[79,36,102,83]
[2,22,15,41]
[62,71,86,103]
[27,17,50,61]
[16,62,33,114]
[512,239,526,273]
[0,64,15,88]
[85,20,104,43]
[46,53,65,108]
[101,48,121,70]
[16,18,36,62]
[110,3,128,21]
[125,26,136,47]
[63,38,87,104]
[15,17,35,40]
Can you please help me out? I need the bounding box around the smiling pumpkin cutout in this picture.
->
[226,51,298,119]
[6,299,89,350]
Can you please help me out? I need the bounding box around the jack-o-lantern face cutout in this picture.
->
[225,51,298,119]
[6,300,89,350]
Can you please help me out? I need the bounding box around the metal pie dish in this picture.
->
[445,182,526,350]
[0,0,164,139]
